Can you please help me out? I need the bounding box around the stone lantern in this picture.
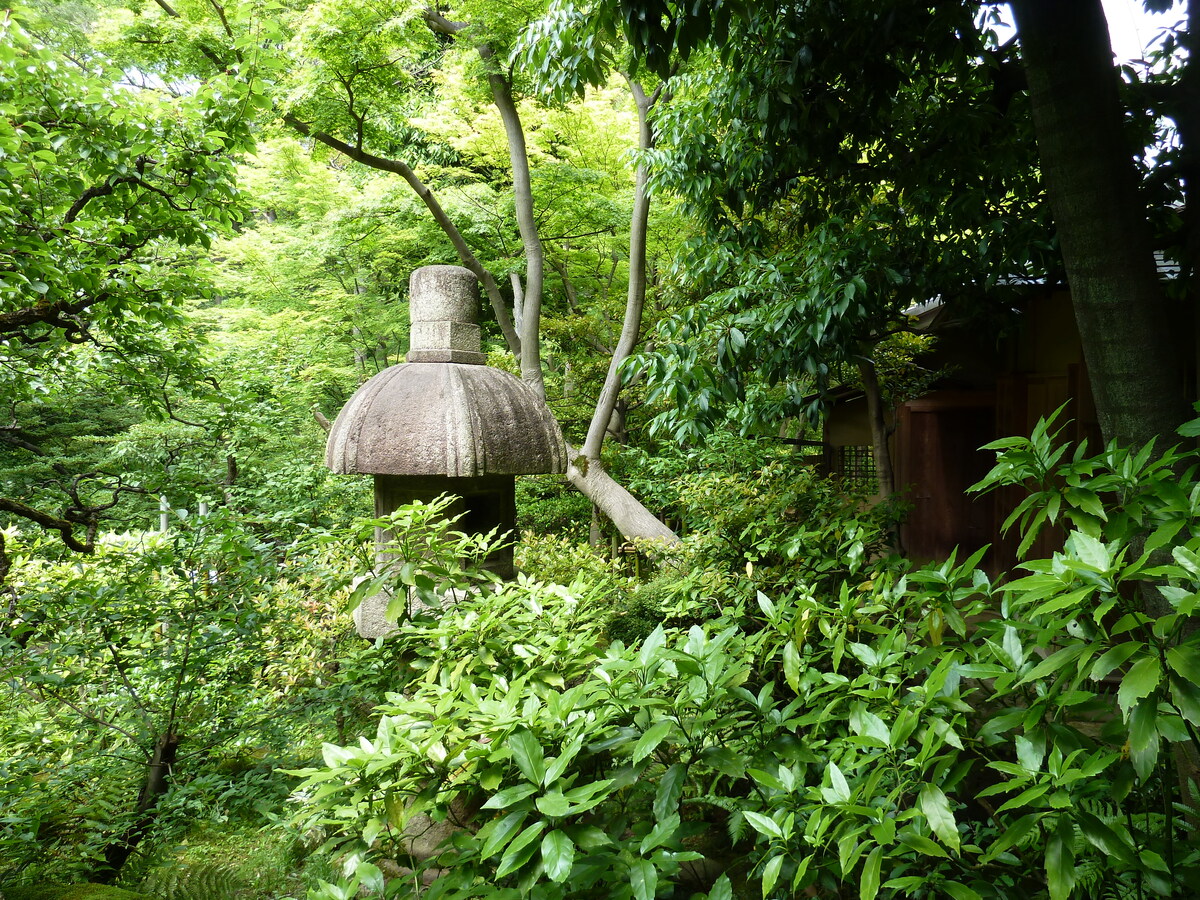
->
[325,265,566,637]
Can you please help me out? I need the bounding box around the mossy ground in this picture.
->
[121,820,335,900]
[4,886,152,900]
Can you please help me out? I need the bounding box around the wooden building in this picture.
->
[822,288,1106,569]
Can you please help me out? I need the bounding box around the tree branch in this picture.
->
[283,113,522,357]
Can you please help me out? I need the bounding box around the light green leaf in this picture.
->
[507,729,546,786]
[1166,643,1200,683]
[896,831,947,857]
[630,858,657,900]
[783,640,801,692]
[1117,656,1162,716]
[540,830,575,883]
[708,874,734,900]
[743,810,784,840]
[825,761,851,804]
[482,783,539,810]
[1090,642,1142,681]
[859,845,882,900]
[761,854,783,898]
[633,719,673,764]
[919,784,959,853]
[1069,531,1110,571]
[535,790,570,817]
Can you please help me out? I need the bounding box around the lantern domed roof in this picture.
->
[325,362,566,477]
[324,264,566,478]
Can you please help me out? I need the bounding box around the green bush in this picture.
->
[291,417,1200,898]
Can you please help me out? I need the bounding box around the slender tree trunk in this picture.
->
[1011,0,1190,447]
[482,48,546,397]
[95,731,180,882]
[855,352,894,497]
[569,80,679,544]
[581,81,655,461]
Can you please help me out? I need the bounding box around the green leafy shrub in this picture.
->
[0,512,354,885]
[291,418,1200,899]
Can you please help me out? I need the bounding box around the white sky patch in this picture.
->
[1101,0,1182,63]
[987,2,1183,65]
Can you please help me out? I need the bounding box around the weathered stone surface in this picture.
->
[409,265,479,330]
[409,321,481,354]
[405,348,488,364]
[325,363,566,477]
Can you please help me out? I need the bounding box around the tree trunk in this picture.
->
[482,48,546,397]
[95,731,180,882]
[1011,0,1191,447]
[855,351,894,497]
[581,80,656,461]
[567,449,679,544]
[568,80,679,544]
[282,114,522,359]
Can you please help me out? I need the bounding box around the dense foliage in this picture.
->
[3,2,1200,899]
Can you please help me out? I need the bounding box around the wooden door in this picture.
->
[898,392,997,565]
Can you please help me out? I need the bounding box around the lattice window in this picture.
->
[834,445,878,494]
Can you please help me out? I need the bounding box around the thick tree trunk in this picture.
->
[1011,0,1191,447]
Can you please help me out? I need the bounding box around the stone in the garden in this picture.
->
[325,265,566,638]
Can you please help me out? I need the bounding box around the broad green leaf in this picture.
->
[1045,826,1075,900]
[495,821,545,879]
[630,858,657,900]
[1020,643,1087,685]
[508,729,547,786]
[1076,811,1134,865]
[540,830,575,883]
[825,761,851,804]
[743,810,784,840]
[1069,531,1110,571]
[1166,643,1200,683]
[783,640,801,692]
[482,783,539,810]
[943,883,983,900]
[535,790,571,817]
[896,831,947,857]
[1171,676,1200,726]
[640,812,680,854]
[1090,642,1142,681]
[708,874,734,900]
[654,763,686,820]
[638,626,667,668]
[859,845,882,900]
[633,719,673,764]
[919,784,959,853]
[1172,544,1200,578]
[761,853,783,898]
[1117,656,1162,716]
[479,811,527,859]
